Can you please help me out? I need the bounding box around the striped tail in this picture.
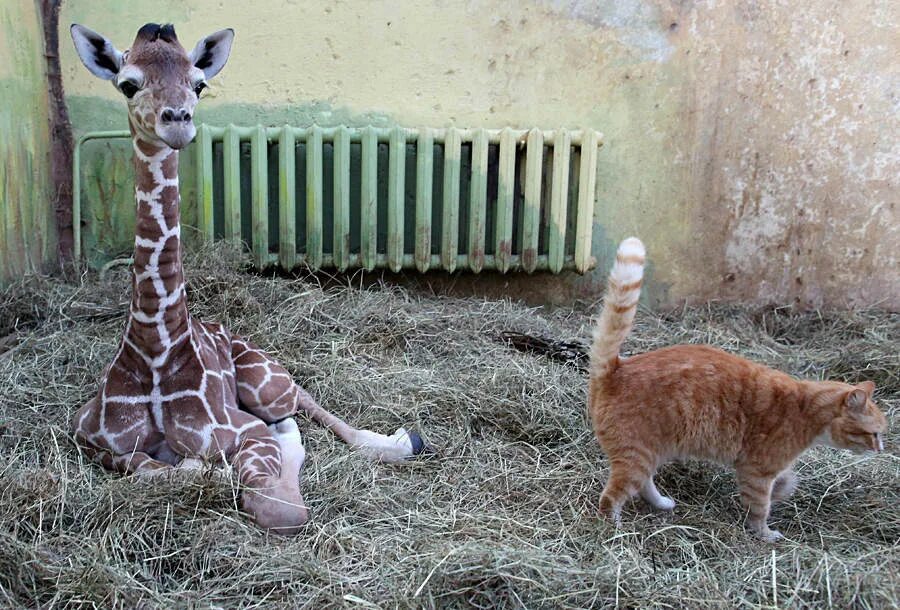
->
[590,237,646,382]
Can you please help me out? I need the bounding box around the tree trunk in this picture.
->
[39,0,75,265]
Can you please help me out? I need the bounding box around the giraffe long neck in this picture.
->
[124,135,191,365]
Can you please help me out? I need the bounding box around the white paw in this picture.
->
[758,528,784,543]
[655,496,676,511]
[612,510,623,529]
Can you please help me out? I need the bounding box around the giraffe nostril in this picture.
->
[181,111,192,122]
[161,109,175,122]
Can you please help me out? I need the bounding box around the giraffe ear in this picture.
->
[71,24,122,80]
[188,29,235,80]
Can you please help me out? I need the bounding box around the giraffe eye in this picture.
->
[194,82,207,97]
[118,80,140,99]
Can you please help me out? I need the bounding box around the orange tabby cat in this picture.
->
[589,237,887,541]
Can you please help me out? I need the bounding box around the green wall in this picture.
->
[0,1,56,283]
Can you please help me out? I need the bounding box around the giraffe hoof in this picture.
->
[406,429,427,456]
[177,457,204,471]
[242,482,309,535]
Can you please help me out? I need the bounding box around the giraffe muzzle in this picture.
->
[160,107,192,123]
[155,108,197,150]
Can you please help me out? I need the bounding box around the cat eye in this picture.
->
[118,80,140,99]
[194,82,207,97]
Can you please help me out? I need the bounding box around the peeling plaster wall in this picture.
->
[60,0,899,309]
[0,1,56,284]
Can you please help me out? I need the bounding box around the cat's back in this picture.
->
[593,344,779,423]
[591,344,775,461]
[619,344,762,382]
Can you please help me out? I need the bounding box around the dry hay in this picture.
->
[0,243,897,609]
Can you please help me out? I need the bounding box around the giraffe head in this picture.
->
[71,23,234,150]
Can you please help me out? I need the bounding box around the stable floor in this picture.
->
[0,245,897,609]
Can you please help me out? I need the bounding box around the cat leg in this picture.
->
[599,459,652,526]
[640,477,676,511]
[771,469,798,503]
[736,467,781,542]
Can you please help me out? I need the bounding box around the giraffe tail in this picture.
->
[590,237,645,383]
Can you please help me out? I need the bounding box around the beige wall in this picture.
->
[60,0,899,309]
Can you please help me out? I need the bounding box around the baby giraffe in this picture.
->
[70,23,425,534]
[589,237,887,541]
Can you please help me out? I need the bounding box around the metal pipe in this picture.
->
[201,125,603,147]
[72,130,131,261]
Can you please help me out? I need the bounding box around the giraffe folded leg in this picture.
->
[229,413,308,534]
[89,448,171,476]
[83,443,229,483]
[231,336,427,462]
[73,396,173,476]
[82,442,216,478]
[268,418,306,485]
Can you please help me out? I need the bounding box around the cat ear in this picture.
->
[845,389,867,411]
[857,380,875,397]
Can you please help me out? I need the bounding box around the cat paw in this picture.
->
[639,480,675,511]
[598,498,624,528]
[611,510,623,529]
[756,528,784,543]
[654,496,676,511]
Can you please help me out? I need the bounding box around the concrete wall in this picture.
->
[0,1,56,283]
[60,0,899,309]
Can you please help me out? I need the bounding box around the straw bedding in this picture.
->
[0,244,896,609]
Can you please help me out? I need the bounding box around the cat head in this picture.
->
[819,381,887,454]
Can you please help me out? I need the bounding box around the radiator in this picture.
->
[194,125,602,274]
